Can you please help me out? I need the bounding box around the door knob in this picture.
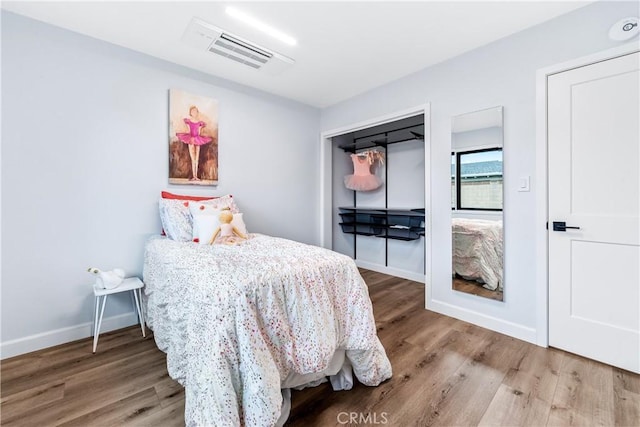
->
[552,221,581,232]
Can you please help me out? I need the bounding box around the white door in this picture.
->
[548,51,640,373]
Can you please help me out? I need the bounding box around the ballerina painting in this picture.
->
[169,89,219,185]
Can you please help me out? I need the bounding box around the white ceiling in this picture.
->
[2,1,592,108]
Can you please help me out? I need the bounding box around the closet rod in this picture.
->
[338,136,423,153]
[339,128,424,152]
[352,123,424,142]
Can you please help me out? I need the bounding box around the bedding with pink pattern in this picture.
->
[143,234,392,426]
[452,218,503,291]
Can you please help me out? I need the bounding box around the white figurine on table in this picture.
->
[87,267,126,290]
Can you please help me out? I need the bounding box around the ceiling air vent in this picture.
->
[182,17,294,74]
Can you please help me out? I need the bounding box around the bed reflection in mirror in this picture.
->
[451,106,504,301]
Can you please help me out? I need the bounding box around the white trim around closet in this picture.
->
[319,103,431,287]
[535,41,639,347]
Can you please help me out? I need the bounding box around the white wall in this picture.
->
[452,126,502,151]
[320,0,639,342]
[452,211,502,222]
[0,12,320,358]
[331,135,357,258]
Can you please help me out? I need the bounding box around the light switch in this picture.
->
[518,176,530,192]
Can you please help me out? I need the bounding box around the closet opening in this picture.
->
[322,110,428,283]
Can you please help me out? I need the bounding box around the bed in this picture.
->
[143,233,392,426]
[452,218,503,291]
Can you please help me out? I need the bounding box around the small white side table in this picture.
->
[92,276,146,353]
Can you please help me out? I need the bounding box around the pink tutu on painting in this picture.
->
[344,152,384,191]
[176,118,213,146]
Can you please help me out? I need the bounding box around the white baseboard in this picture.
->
[427,298,538,345]
[0,311,139,360]
[355,260,426,283]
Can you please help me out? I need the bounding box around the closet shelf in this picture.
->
[338,123,425,153]
[338,207,425,216]
[338,137,425,153]
[338,207,425,241]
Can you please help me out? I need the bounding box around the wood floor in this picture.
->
[1,270,638,426]
[452,276,503,301]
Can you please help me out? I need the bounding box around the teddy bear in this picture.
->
[209,208,247,245]
[87,267,126,289]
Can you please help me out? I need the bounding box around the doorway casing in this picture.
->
[319,104,431,287]
[535,41,639,347]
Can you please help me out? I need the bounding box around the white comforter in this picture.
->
[452,218,503,291]
[143,234,392,426]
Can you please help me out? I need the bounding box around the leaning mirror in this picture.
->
[451,106,504,301]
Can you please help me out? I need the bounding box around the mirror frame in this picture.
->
[450,106,504,301]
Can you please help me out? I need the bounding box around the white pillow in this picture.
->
[188,202,223,217]
[232,213,248,235]
[192,215,221,244]
[190,202,222,244]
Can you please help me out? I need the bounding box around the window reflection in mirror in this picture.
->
[451,107,504,301]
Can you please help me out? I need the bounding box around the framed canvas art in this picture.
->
[169,89,218,185]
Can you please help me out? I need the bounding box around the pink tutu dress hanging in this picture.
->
[344,151,384,191]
